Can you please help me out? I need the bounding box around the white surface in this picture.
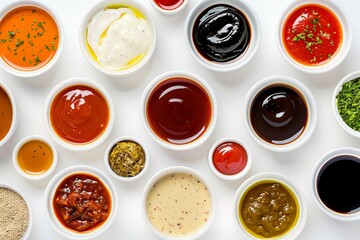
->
[0,0,360,239]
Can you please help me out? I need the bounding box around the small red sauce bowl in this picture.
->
[149,0,188,15]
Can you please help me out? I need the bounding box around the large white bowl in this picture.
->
[0,0,64,78]
[243,76,317,152]
[276,0,352,74]
[184,0,261,72]
[79,0,157,76]
[44,77,115,151]
[44,165,118,240]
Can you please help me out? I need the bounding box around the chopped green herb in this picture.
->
[32,9,36,13]
[15,40,24,47]
[316,37,323,44]
[21,17,24,21]
[22,56,26,61]
[37,22,45,32]
[328,53,332,59]
[327,23,331,28]
[310,18,319,25]
[45,44,50,51]
[27,33,30,38]
[34,56,41,66]
[52,46,56,51]
[0,39,6,43]
[37,32,43,37]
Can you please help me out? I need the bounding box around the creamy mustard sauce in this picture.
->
[87,7,151,70]
[147,173,212,236]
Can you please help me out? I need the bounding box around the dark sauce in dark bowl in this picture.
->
[317,155,360,214]
[192,4,251,63]
[146,77,212,145]
[250,84,308,145]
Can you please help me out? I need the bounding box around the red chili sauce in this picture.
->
[53,173,111,232]
[146,77,212,145]
[213,142,247,175]
[50,85,109,144]
[282,4,342,66]
[154,0,185,10]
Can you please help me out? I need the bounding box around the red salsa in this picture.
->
[146,77,212,145]
[213,142,247,175]
[53,173,111,232]
[282,4,342,66]
[154,0,185,10]
[50,84,109,144]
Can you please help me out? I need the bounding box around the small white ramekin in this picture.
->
[233,172,307,240]
[79,0,157,77]
[0,81,18,148]
[104,136,149,182]
[312,147,360,221]
[243,76,317,152]
[141,71,218,151]
[208,137,252,181]
[44,77,115,151]
[12,135,58,181]
[333,70,360,138]
[142,166,216,240]
[149,0,188,16]
[44,165,118,240]
[276,0,352,74]
[184,0,261,72]
[0,0,64,78]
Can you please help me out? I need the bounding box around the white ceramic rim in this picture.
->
[233,172,307,240]
[276,0,352,74]
[311,147,360,221]
[332,70,360,138]
[44,77,115,151]
[243,76,318,152]
[12,135,58,181]
[149,0,188,16]
[208,137,252,181]
[140,70,218,151]
[0,0,64,78]
[184,0,261,72]
[0,182,33,240]
[142,166,216,240]
[44,165,118,240]
[79,0,157,77]
[104,136,150,182]
[0,81,18,148]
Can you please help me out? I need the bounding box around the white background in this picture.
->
[0,0,360,239]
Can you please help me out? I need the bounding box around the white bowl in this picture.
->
[312,147,360,221]
[44,165,118,240]
[233,172,307,240]
[104,136,149,182]
[141,71,218,151]
[0,1,64,78]
[333,70,360,138]
[0,81,18,148]
[243,76,317,152]
[0,182,33,240]
[44,77,115,151]
[79,0,157,76]
[12,135,57,181]
[276,0,352,74]
[208,137,252,181]
[142,166,216,240]
[149,0,188,15]
[184,0,261,72]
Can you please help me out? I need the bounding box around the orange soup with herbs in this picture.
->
[0,86,12,141]
[0,6,59,71]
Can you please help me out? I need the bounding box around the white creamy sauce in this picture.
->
[87,8,151,70]
[147,173,212,236]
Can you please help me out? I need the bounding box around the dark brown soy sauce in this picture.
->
[317,155,360,213]
[250,84,308,145]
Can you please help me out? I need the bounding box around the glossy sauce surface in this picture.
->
[317,155,360,213]
[146,77,212,145]
[0,6,59,71]
[53,173,111,232]
[0,87,12,141]
[212,142,247,175]
[50,85,109,144]
[17,140,53,175]
[282,4,342,66]
[154,0,185,10]
[250,84,308,145]
[192,4,250,62]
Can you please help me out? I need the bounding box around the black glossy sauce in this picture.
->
[192,4,250,62]
[250,84,308,145]
[317,155,360,213]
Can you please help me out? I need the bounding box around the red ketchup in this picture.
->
[154,0,185,10]
[212,142,248,175]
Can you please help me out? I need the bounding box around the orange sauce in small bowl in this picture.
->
[0,86,12,141]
